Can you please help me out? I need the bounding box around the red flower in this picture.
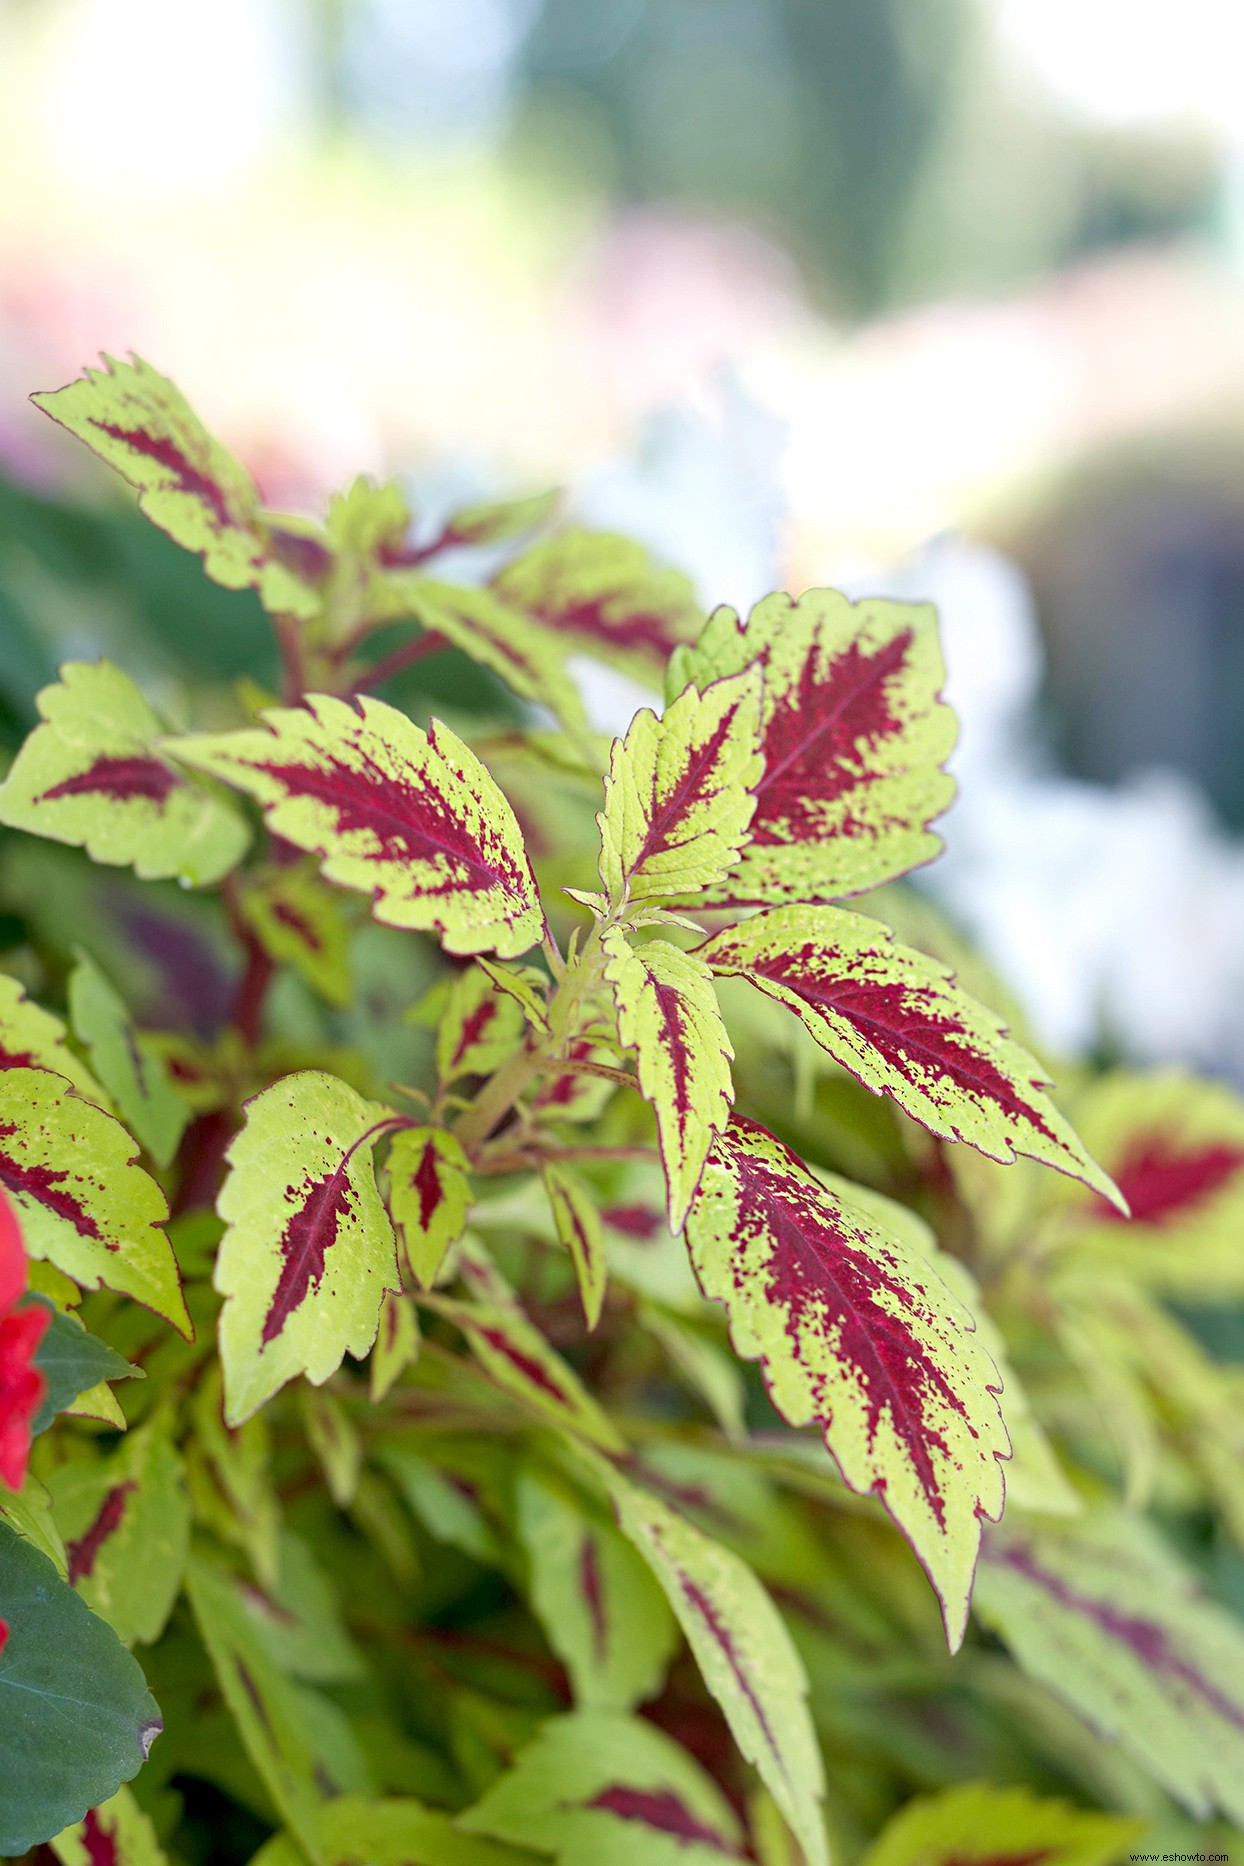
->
[0,1190,50,1493]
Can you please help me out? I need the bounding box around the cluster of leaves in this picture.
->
[1,356,1243,1864]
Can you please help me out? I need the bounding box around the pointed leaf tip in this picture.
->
[686,1116,1009,1647]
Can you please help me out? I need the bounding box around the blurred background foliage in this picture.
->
[3,0,1244,1080]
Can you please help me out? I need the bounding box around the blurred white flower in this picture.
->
[871,536,1244,1076]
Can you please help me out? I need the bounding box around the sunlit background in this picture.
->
[3,0,1244,1076]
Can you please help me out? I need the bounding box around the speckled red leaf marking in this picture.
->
[0,1123,107,1242]
[79,1808,120,1866]
[263,1166,355,1344]
[66,1481,137,1584]
[739,630,911,874]
[38,754,181,807]
[991,1543,1244,1733]
[585,1786,742,1853]
[1094,1134,1244,1227]
[0,1620,7,1659]
[704,1120,974,1531]
[707,935,1056,1143]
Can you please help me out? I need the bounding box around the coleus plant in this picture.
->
[0,356,1243,1863]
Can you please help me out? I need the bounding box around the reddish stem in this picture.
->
[350,630,445,695]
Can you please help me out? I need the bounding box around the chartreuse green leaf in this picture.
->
[237,1530,364,1684]
[596,669,762,906]
[602,933,733,1233]
[669,588,956,903]
[0,662,251,886]
[0,971,111,1105]
[637,1303,748,1443]
[0,1517,162,1857]
[859,1781,1143,1866]
[0,1067,189,1334]
[48,1413,189,1645]
[185,1553,324,1862]
[215,1071,400,1424]
[492,529,704,682]
[370,1290,421,1400]
[32,1304,139,1434]
[699,906,1123,1206]
[686,1118,1009,1648]
[168,695,545,959]
[1053,1067,1244,1295]
[445,486,560,548]
[388,1125,471,1287]
[248,1793,537,1866]
[189,1367,281,1589]
[462,1711,744,1865]
[974,1510,1244,1825]
[301,1386,361,1507]
[238,862,353,1008]
[50,1783,167,1866]
[542,1163,607,1329]
[601,1470,828,1866]
[68,952,189,1167]
[516,1467,677,1711]
[32,354,326,617]
[373,575,590,732]
[436,965,526,1083]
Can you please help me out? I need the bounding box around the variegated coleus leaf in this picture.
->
[668,588,956,903]
[0,662,250,887]
[68,953,188,1169]
[369,1290,421,1400]
[492,529,705,683]
[698,905,1122,1205]
[606,1466,828,1866]
[542,1163,608,1329]
[602,933,733,1233]
[48,1414,188,1646]
[1054,1068,1244,1295]
[426,1292,625,1454]
[169,694,545,959]
[386,1125,471,1287]
[238,862,353,1008]
[435,965,526,1084]
[370,575,590,733]
[215,1071,400,1424]
[441,485,560,548]
[461,1710,748,1865]
[686,1117,1008,1647]
[597,669,763,906]
[858,1781,1143,1866]
[49,1784,168,1866]
[516,1467,678,1711]
[0,1068,189,1336]
[825,1173,1079,1519]
[0,972,110,1106]
[32,355,327,618]
[974,1510,1244,1827]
